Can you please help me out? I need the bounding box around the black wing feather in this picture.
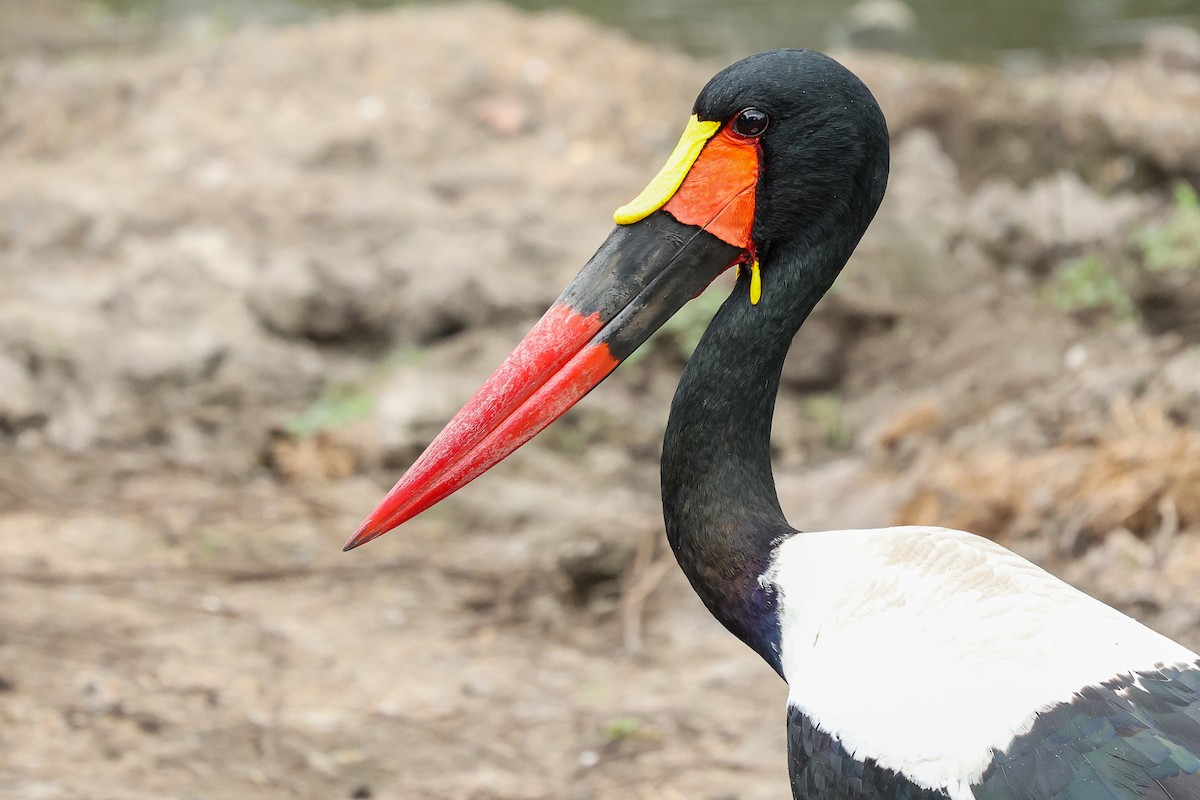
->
[974,663,1200,800]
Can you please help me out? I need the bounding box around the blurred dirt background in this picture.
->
[3,2,1200,798]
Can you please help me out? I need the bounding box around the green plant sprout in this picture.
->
[1138,181,1200,273]
[802,393,853,451]
[285,381,375,438]
[1049,255,1137,322]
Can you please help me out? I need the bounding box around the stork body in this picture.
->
[764,527,1197,800]
[347,49,1200,800]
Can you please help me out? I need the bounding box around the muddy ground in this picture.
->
[2,3,1200,799]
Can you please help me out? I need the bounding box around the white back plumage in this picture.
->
[764,526,1198,800]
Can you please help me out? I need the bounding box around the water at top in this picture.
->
[100,0,1200,64]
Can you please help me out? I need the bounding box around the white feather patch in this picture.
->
[764,526,1198,800]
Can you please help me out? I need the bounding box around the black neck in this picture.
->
[660,245,840,676]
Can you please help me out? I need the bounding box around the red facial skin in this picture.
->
[664,125,759,250]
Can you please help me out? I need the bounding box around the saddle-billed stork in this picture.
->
[345,50,1200,800]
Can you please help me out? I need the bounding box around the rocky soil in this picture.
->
[2,3,1200,799]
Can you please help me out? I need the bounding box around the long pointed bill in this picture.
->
[346,113,761,550]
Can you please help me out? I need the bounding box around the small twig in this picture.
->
[0,558,502,588]
[570,739,667,782]
[254,628,289,784]
[1057,515,1087,558]
[621,527,674,655]
[1152,495,1179,570]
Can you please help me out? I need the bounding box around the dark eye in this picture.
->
[731,108,769,138]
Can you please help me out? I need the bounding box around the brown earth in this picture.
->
[2,3,1200,799]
